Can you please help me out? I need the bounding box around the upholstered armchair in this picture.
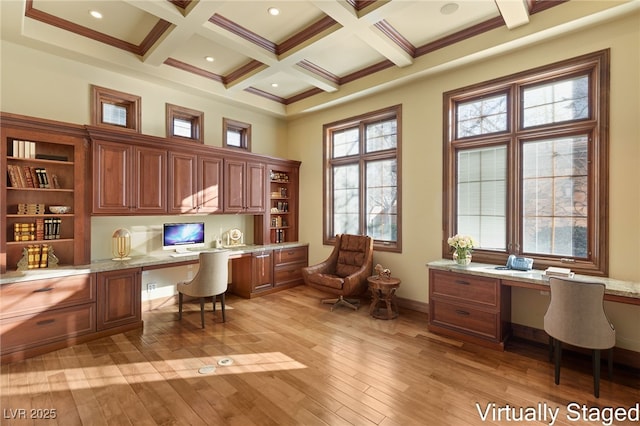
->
[543,277,616,398]
[302,234,374,311]
[177,250,230,328]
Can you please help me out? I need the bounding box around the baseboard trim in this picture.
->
[511,323,640,370]
[396,296,428,314]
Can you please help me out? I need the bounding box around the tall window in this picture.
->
[443,50,609,275]
[324,105,402,252]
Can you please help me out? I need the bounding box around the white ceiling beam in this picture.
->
[127,1,228,67]
[199,20,340,93]
[495,0,530,29]
[311,0,413,68]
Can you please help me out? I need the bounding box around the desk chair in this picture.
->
[177,250,230,328]
[543,277,615,398]
[302,234,373,311]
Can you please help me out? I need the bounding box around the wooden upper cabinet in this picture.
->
[224,158,265,213]
[93,140,166,214]
[168,152,222,214]
[168,151,197,214]
[199,155,223,213]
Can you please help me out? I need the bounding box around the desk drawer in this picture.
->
[0,303,96,354]
[274,261,306,286]
[430,299,498,340]
[273,246,308,265]
[430,270,498,307]
[0,274,95,319]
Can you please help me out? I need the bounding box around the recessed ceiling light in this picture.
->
[89,10,103,19]
[268,7,280,16]
[440,3,459,15]
[271,83,279,88]
[205,56,215,62]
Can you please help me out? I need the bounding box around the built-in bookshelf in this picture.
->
[253,161,300,245]
[269,169,291,244]
[1,113,89,273]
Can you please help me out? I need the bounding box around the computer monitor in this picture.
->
[162,222,205,254]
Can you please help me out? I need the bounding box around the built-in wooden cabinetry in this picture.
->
[92,138,167,214]
[168,152,223,214]
[232,244,308,298]
[223,157,265,213]
[0,269,143,363]
[273,246,308,288]
[428,269,511,350]
[254,160,301,245]
[96,268,142,331]
[1,113,90,273]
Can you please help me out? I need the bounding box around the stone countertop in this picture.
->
[0,242,308,285]
[427,259,640,301]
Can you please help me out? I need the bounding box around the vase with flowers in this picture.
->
[447,234,476,266]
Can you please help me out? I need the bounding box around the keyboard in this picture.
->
[170,252,198,258]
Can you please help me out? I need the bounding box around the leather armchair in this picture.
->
[302,234,374,310]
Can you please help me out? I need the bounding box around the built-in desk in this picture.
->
[0,242,308,363]
[426,260,640,359]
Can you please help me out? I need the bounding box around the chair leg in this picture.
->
[322,295,360,311]
[221,293,226,323]
[593,349,601,398]
[178,292,183,320]
[553,339,562,385]
[212,295,216,313]
[199,297,205,329]
[548,336,554,362]
[608,347,614,381]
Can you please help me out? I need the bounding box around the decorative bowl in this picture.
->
[49,205,71,214]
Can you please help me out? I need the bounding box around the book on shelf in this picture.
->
[14,222,36,241]
[17,203,46,214]
[6,165,50,188]
[40,244,49,268]
[44,217,62,239]
[543,267,574,278]
[11,140,36,159]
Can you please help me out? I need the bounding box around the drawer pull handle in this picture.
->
[33,287,54,293]
[255,254,270,259]
[455,310,470,316]
[455,280,470,285]
[36,319,55,326]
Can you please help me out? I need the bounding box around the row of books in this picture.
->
[7,164,59,189]
[12,140,36,159]
[24,244,52,269]
[17,203,46,215]
[12,218,61,241]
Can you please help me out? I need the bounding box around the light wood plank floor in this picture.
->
[2,285,639,425]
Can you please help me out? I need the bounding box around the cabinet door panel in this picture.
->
[199,156,223,213]
[97,269,141,331]
[252,251,273,292]
[169,152,197,213]
[246,162,265,213]
[93,141,131,213]
[224,159,245,212]
[135,147,167,213]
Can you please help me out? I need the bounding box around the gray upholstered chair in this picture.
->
[543,277,616,398]
[301,234,374,311]
[177,250,230,328]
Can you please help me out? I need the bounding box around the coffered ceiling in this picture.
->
[1,0,637,117]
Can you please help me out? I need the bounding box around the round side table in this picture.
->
[367,276,401,320]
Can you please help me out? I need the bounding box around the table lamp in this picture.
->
[112,228,131,260]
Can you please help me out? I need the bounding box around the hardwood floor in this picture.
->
[2,285,639,425]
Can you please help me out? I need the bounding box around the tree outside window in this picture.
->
[324,105,402,252]
[443,50,609,275]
